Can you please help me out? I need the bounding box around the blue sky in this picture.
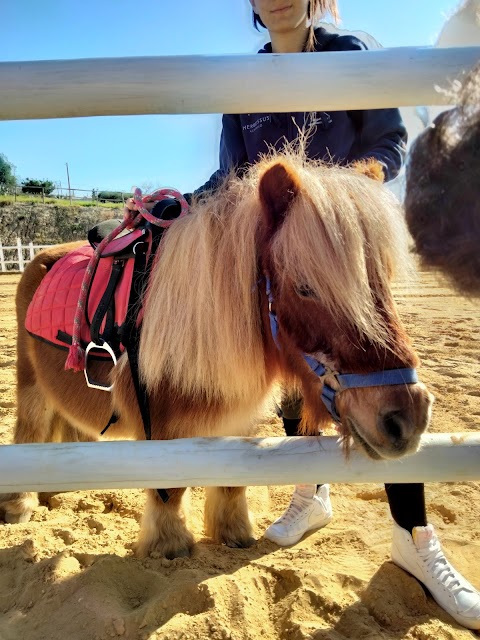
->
[0,0,462,194]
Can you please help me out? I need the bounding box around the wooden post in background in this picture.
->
[66,162,72,205]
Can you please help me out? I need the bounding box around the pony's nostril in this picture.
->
[381,410,405,444]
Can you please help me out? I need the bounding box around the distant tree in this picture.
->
[21,178,56,196]
[0,153,16,194]
[139,181,155,194]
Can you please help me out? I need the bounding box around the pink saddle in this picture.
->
[25,235,141,358]
[26,195,186,379]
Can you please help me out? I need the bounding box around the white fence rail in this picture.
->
[0,238,51,272]
[1,48,479,489]
[0,47,479,120]
[0,435,479,493]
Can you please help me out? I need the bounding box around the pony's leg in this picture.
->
[135,488,195,559]
[204,487,255,548]
[0,384,54,523]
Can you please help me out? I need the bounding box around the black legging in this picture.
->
[384,482,427,532]
[283,417,428,533]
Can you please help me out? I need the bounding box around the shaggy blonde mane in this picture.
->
[139,173,267,403]
[139,152,412,401]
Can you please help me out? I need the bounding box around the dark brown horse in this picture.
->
[405,63,480,296]
[1,154,433,559]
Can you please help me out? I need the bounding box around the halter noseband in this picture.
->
[265,278,418,424]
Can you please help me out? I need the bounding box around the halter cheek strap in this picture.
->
[265,278,418,425]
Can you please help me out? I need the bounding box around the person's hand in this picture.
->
[351,158,385,183]
[125,197,156,213]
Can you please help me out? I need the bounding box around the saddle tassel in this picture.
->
[65,337,86,372]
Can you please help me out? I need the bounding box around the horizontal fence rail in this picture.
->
[0,434,478,493]
[1,47,479,121]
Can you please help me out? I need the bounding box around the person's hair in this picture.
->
[252,0,340,51]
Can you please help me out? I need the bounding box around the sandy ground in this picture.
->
[0,271,479,640]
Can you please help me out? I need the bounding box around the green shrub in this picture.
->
[97,191,133,203]
[21,178,56,196]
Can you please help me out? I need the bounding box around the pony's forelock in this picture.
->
[268,156,412,350]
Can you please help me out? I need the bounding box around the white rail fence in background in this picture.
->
[0,239,51,272]
[0,47,479,488]
[4,185,127,205]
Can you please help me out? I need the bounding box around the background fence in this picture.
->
[1,185,128,206]
[0,238,52,272]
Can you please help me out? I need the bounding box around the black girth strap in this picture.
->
[119,229,170,504]
[100,199,184,505]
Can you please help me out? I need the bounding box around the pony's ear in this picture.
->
[259,161,301,234]
[351,158,385,183]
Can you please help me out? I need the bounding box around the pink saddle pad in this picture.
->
[26,244,135,357]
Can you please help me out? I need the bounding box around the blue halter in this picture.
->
[265,278,418,424]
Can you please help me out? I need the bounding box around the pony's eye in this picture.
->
[297,284,316,299]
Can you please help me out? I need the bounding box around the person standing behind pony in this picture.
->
[137,0,480,630]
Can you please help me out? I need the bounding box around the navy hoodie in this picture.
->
[193,27,407,197]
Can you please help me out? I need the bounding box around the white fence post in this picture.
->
[28,241,35,261]
[0,241,5,272]
[16,237,25,272]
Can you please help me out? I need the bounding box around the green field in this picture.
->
[0,194,122,209]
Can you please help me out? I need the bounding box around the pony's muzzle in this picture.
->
[377,408,418,455]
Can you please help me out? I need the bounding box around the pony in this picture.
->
[405,63,480,296]
[0,153,433,559]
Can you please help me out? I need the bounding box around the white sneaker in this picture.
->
[391,522,480,630]
[264,484,333,546]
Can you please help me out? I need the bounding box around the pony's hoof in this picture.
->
[225,536,256,549]
[165,546,192,560]
[135,545,193,560]
[134,536,195,560]
[4,510,33,524]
